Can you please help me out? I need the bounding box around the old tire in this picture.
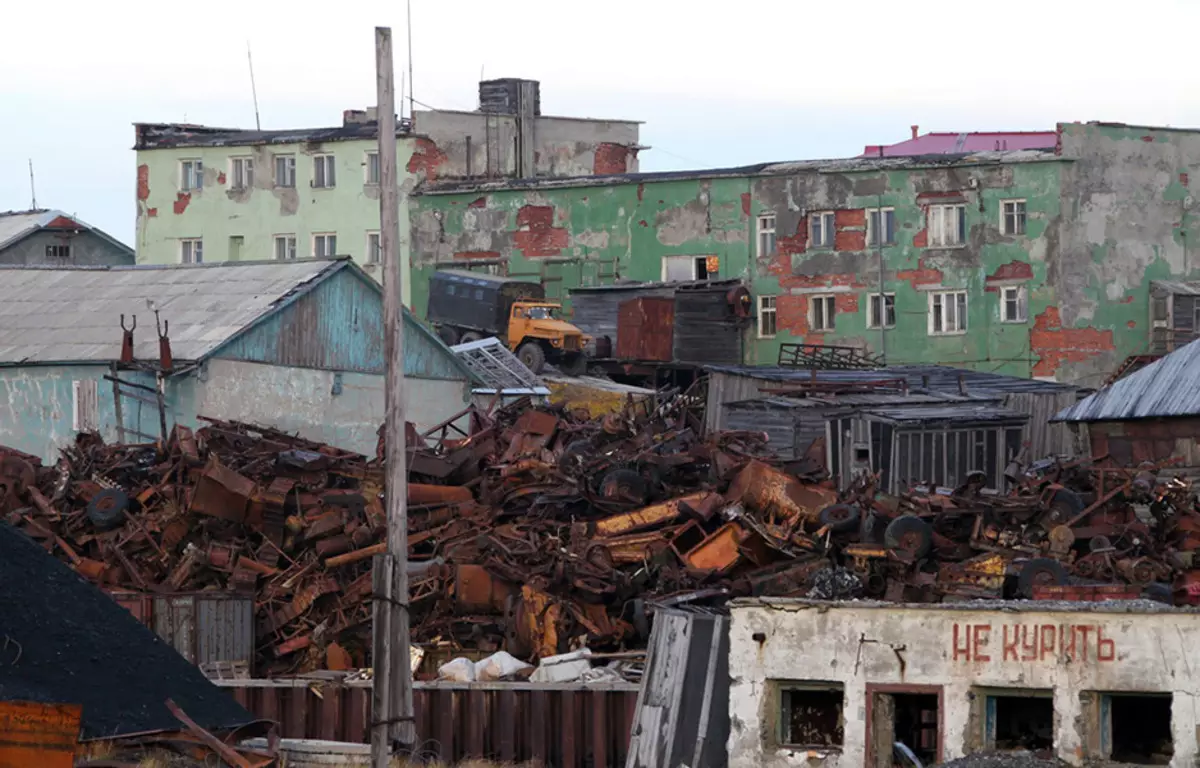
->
[437,326,461,346]
[558,440,592,473]
[459,331,484,344]
[818,504,860,533]
[1046,488,1085,524]
[1017,557,1068,598]
[517,342,546,374]
[559,352,587,377]
[88,488,129,531]
[884,516,933,559]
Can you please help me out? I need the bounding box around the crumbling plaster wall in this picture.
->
[1054,123,1200,386]
[728,600,1200,768]
[135,138,418,301]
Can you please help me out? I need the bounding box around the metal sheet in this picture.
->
[0,701,81,768]
[617,298,674,362]
[152,593,254,669]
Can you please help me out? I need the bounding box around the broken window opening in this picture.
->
[987,692,1053,754]
[1106,693,1173,765]
[779,684,845,749]
[872,692,939,768]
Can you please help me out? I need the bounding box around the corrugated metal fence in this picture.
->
[222,680,640,767]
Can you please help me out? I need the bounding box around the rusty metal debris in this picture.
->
[7,391,1200,678]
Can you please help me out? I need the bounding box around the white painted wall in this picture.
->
[189,359,470,454]
[728,599,1200,768]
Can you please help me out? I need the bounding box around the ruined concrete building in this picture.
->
[0,209,132,266]
[410,122,1200,384]
[133,77,640,301]
[728,599,1200,767]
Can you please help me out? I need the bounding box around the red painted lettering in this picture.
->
[952,623,971,661]
[1040,625,1056,660]
[1003,625,1019,661]
[1076,626,1092,661]
[1097,626,1115,662]
[1021,625,1038,661]
[973,625,991,662]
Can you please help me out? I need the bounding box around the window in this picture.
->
[366,152,381,184]
[1097,693,1173,765]
[928,203,966,247]
[868,293,896,328]
[274,235,297,261]
[810,211,835,248]
[929,290,968,334]
[1001,199,1027,235]
[231,157,254,189]
[313,154,336,188]
[72,380,99,432]
[811,295,836,331]
[758,214,777,256]
[758,295,777,338]
[180,159,203,191]
[661,254,712,281]
[366,232,382,264]
[313,233,337,258]
[867,207,896,246]
[1194,304,1200,333]
[45,243,71,259]
[180,238,203,264]
[777,683,844,749]
[1001,285,1027,323]
[980,690,1053,753]
[274,154,296,188]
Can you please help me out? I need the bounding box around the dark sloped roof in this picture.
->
[0,523,253,739]
[706,364,1077,395]
[1054,338,1200,422]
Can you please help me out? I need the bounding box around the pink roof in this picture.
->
[862,130,1057,157]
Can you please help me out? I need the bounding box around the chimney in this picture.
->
[343,107,380,126]
[911,124,919,140]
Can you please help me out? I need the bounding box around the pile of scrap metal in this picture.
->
[824,455,1200,603]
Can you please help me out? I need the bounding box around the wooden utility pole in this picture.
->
[371,25,415,768]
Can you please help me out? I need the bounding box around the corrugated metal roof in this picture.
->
[705,364,1076,395]
[861,131,1056,158]
[1053,337,1200,422]
[0,259,341,364]
[723,392,996,409]
[860,403,1029,425]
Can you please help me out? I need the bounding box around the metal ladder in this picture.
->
[450,337,547,393]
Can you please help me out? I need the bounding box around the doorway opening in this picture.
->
[1107,693,1173,765]
[869,688,941,768]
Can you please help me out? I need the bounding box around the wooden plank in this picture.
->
[530,689,547,767]
[497,688,516,762]
[467,688,486,757]
[436,688,454,763]
[560,690,577,768]
[591,689,608,768]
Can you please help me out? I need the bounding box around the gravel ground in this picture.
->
[936,751,1070,768]
[0,522,252,739]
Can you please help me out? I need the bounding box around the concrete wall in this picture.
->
[135,137,417,302]
[728,599,1200,768]
[185,359,470,455]
[414,110,640,180]
[0,230,133,266]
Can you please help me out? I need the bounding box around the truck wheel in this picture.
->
[560,353,587,377]
[437,326,460,346]
[1017,557,1068,598]
[884,516,932,559]
[459,331,484,344]
[517,343,546,373]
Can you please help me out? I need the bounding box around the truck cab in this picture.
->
[509,302,588,373]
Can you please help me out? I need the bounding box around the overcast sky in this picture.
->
[5,0,1200,246]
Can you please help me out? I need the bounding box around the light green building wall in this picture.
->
[135,137,416,303]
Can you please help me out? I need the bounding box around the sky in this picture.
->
[5,0,1200,247]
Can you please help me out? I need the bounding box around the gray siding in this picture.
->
[0,230,133,266]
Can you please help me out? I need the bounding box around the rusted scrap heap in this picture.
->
[0,397,843,675]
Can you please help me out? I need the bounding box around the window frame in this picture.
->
[230,156,255,190]
[774,681,846,751]
[1000,285,1028,323]
[757,214,777,256]
[366,231,382,264]
[274,154,297,188]
[866,207,897,247]
[660,254,712,281]
[274,234,297,261]
[312,232,338,258]
[810,294,836,331]
[867,292,897,329]
[758,294,778,338]
[179,159,203,191]
[313,154,337,188]
[180,238,203,264]
[72,379,99,432]
[365,151,381,185]
[1000,199,1027,236]
[928,290,968,335]
[809,211,835,249]
[45,243,71,260]
[927,203,967,247]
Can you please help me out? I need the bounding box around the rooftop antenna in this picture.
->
[247,41,262,130]
[407,0,415,120]
[27,159,37,210]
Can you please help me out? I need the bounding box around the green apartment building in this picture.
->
[410,122,1200,386]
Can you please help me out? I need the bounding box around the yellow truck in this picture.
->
[426,270,589,375]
